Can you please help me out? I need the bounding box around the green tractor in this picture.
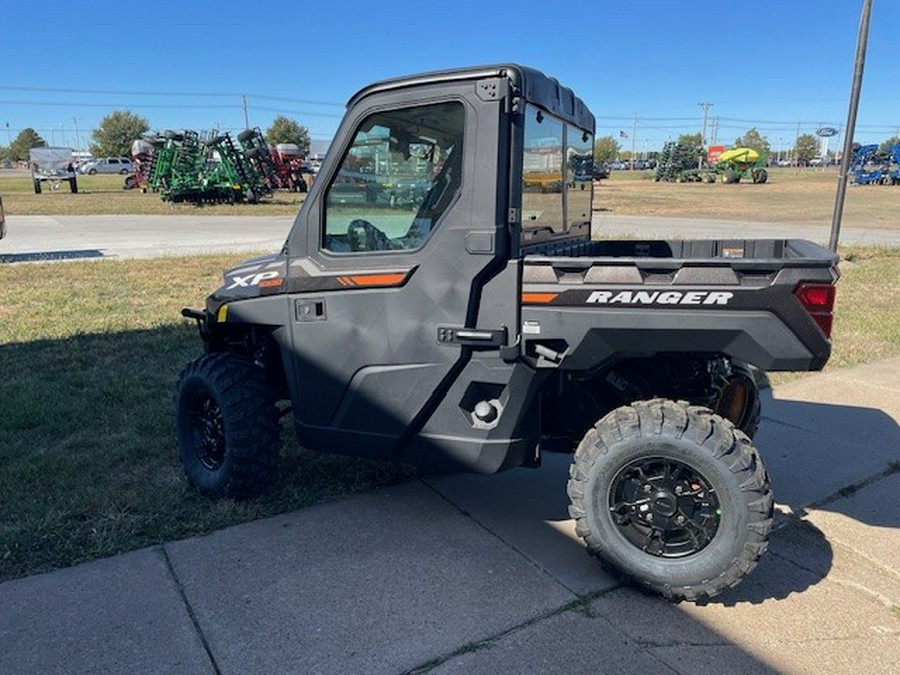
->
[717,147,768,184]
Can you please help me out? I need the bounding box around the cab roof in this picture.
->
[348,64,595,132]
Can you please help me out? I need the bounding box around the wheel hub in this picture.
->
[651,490,678,517]
[190,392,225,470]
[609,457,721,558]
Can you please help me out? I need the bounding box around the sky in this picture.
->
[2,0,897,155]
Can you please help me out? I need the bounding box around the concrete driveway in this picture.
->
[1,359,898,674]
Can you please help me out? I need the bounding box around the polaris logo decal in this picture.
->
[586,290,734,305]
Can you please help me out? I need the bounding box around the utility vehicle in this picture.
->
[176,65,838,601]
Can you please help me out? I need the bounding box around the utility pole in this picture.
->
[630,114,637,169]
[241,95,250,129]
[72,117,80,152]
[831,0,873,252]
[4,121,10,148]
[698,102,713,168]
[794,121,802,166]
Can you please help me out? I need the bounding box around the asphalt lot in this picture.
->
[2,213,899,263]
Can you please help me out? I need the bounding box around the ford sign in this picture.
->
[816,127,839,137]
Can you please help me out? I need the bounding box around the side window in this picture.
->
[323,101,465,254]
[522,107,564,235]
[567,125,593,229]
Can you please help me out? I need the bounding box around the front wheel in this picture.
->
[174,353,280,499]
[567,399,773,602]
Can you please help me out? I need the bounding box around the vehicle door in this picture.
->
[282,82,515,458]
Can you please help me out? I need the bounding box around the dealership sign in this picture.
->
[816,127,839,137]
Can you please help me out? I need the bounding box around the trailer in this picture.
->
[29,147,78,194]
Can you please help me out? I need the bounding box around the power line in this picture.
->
[0,85,344,107]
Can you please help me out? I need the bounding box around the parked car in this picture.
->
[592,162,610,180]
[0,193,6,239]
[79,157,133,175]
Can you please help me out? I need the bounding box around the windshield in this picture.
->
[323,101,466,253]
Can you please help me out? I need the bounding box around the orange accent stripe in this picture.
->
[522,292,558,304]
[348,273,407,287]
[258,278,283,288]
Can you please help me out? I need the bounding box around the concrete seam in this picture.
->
[759,415,823,434]
[805,461,900,511]
[417,478,590,596]
[817,537,900,585]
[402,587,621,674]
[159,546,222,675]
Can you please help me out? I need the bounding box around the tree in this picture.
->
[90,111,149,157]
[878,136,900,153]
[794,134,818,164]
[677,133,702,148]
[593,136,620,163]
[265,115,311,156]
[6,128,46,162]
[733,128,771,155]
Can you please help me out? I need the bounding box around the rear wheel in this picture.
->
[567,399,773,601]
[715,362,761,438]
[174,353,280,499]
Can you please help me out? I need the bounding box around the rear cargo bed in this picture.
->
[519,238,839,372]
[522,238,838,271]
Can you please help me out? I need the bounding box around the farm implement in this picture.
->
[716,147,768,184]
[654,144,768,184]
[135,128,308,204]
[850,144,900,185]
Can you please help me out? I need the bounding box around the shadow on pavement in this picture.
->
[756,392,900,528]
[0,249,105,263]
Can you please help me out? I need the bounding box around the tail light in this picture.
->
[794,283,836,338]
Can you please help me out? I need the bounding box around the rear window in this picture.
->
[521,104,593,245]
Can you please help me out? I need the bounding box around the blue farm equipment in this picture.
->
[885,144,900,185]
[850,145,883,185]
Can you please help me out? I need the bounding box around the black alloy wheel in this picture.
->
[609,456,720,558]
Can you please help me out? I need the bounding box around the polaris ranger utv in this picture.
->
[176,65,838,601]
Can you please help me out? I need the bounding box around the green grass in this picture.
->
[829,246,900,368]
[0,255,416,582]
[0,247,897,582]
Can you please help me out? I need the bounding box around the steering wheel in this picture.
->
[347,219,392,252]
